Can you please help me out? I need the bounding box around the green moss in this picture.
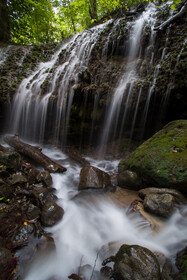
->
[119,120,187,192]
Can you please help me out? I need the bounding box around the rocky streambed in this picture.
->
[0,120,187,280]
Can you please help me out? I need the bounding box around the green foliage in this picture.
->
[4,0,183,44]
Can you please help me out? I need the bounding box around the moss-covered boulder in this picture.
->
[118,120,187,193]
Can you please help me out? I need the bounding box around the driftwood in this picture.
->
[4,135,67,173]
[68,274,84,280]
[154,2,187,31]
[65,149,90,166]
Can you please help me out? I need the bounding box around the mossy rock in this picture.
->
[118,120,187,193]
[176,247,187,280]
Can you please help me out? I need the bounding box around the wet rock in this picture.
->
[33,187,57,206]
[26,204,40,220]
[118,120,187,193]
[27,168,39,184]
[117,169,142,190]
[14,224,35,244]
[28,168,52,187]
[0,170,10,179]
[36,170,52,187]
[0,151,22,172]
[0,183,13,198]
[41,202,64,227]
[0,246,16,280]
[8,172,27,186]
[113,244,161,280]
[162,258,177,280]
[78,166,111,190]
[176,247,187,280]
[143,193,175,217]
[100,266,113,279]
[138,187,186,204]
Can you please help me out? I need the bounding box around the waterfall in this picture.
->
[9,21,111,145]
[98,4,157,154]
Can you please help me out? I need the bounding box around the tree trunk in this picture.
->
[89,0,97,20]
[0,0,10,42]
[4,135,67,173]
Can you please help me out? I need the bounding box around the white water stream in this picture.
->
[23,146,187,280]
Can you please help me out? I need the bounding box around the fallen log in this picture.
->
[65,149,90,166]
[0,144,11,153]
[4,135,67,173]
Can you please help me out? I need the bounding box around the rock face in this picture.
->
[118,120,187,193]
[0,3,186,145]
[78,166,111,190]
[113,244,161,280]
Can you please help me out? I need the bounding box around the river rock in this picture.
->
[36,170,52,187]
[8,172,27,185]
[0,183,13,198]
[113,244,161,280]
[0,246,15,280]
[117,169,142,190]
[0,151,22,172]
[41,202,64,227]
[118,120,187,193]
[143,193,175,217]
[14,224,35,244]
[26,204,40,220]
[78,166,111,190]
[139,187,185,204]
[33,187,57,206]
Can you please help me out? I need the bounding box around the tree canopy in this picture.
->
[0,0,183,44]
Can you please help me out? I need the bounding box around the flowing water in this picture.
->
[2,4,187,279]
[21,145,187,280]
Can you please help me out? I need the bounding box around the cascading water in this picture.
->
[9,21,111,145]
[21,146,187,280]
[99,4,157,153]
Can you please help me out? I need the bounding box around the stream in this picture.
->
[21,145,187,280]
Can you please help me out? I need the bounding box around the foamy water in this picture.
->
[23,146,187,280]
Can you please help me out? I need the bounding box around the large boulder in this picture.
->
[78,166,111,190]
[118,120,187,193]
[113,244,161,280]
